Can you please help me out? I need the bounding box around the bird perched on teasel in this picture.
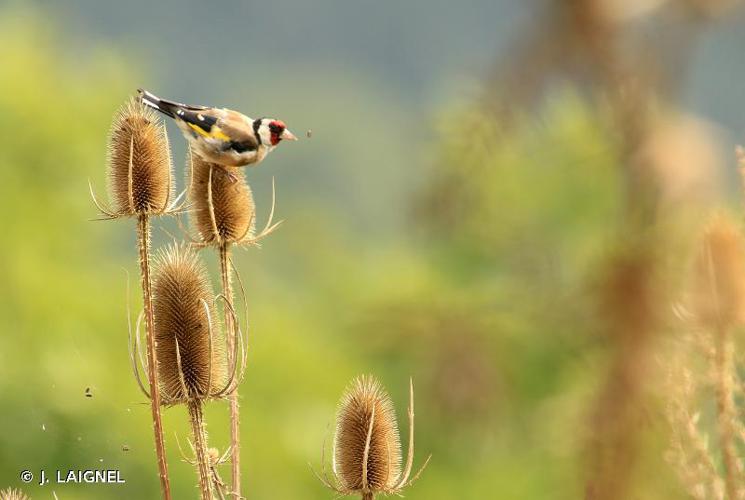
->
[138,89,297,168]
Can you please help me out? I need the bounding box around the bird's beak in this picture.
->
[282,129,298,141]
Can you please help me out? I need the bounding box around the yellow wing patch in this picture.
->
[188,123,230,142]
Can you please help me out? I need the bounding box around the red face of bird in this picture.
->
[258,118,297,146]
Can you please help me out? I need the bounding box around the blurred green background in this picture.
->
[2,1,745,498]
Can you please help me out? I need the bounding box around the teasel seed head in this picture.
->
[106,97,173,216]
[152,245,226,404]
[188,150,255,245]
[316,376,430,498]
[0,488,29,500]
[334,375,402,493]
[690,214,745,331]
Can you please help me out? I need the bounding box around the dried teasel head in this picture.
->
[315,376,429,498]
[335,375,402,492]
[106,97,173,216]
[0,488,29,500]
[152,245,226,404]
[690,214,745,331]
[188,150,256,245]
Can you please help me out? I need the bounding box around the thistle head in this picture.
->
[152,245,226,404]
[188,150,255,245]
[107,97,173,216]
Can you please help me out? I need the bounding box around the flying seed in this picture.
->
[85,387,92,398]
[306,129,312,138]
[122,444,130,452]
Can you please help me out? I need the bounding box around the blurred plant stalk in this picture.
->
[471,0,739,497]
[667,215,745,499]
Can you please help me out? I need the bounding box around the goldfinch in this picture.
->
[138,89,297,167]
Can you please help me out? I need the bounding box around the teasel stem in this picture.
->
[188,400,214,500]
[186,155,277,498]
[219,241,242,497]
[714,325,738,500]
[362,492,374,500]
[137,213,171,500]
[94,97,179,500]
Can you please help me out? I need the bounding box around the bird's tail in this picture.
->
[137,88,183,119]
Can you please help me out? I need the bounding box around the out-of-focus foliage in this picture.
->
[0,4,740,500]
[0,9,150,500]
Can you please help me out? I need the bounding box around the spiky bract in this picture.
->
[334,375,402,493]
[0,488,28,500]
[189,150,256,244]
[107,97,173,216]
[152,245,225,404]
